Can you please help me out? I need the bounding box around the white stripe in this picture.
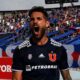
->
[12,69,23,72]
[61,68,70,71]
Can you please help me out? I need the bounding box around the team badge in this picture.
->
[49,51,56,62]
[28,54,32,60]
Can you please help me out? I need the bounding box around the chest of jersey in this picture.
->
[22,44,61,66]
[21,44,61,79]
[19,42,62,80]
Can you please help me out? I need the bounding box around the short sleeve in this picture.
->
[12,47,24,71]
[58,46,69,70]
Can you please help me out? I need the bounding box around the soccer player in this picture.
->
[12,6,72,80]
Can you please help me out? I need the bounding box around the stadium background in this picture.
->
[0,0,80,80]
[0,0,80,10]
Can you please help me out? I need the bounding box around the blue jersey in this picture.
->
[12,38,69,80]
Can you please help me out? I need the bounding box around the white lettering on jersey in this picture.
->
[26,65,57,71]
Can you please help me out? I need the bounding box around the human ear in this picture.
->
[46,21,50,28]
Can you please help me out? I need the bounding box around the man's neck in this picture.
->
[32,36,48,46]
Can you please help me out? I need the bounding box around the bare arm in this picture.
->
[60,69,72,80]
[12,71,22,80]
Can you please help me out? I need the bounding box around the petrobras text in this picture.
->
[26,65,57,71]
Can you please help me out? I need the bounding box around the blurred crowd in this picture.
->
[48,7,80,33]
[0,6,80,37]
[0,11,29,33]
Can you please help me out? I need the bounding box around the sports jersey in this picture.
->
[12,38,69,80]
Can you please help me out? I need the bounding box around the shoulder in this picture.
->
[50,38,66,52]
[18,37,32,50]
[50,38,62,47]
[13,38,32,56]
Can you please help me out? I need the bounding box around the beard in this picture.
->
[31,27,46,41]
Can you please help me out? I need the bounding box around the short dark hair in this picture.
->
[29,6,48,19]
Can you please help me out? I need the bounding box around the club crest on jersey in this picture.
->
[28,54,32,60]
[49,51,56,62]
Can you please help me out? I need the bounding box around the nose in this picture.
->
[33,19,38,24]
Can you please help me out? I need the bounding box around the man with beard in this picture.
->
[12,6,72,80]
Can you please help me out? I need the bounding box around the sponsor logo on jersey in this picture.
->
[26,65,31,71]
[26,65,57,71]
[49,51,56,62]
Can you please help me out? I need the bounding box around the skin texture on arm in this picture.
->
[12,71,22,80]
[59,46,72,80]
[61,69,72,80]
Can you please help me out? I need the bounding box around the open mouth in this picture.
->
[34,26,39,32]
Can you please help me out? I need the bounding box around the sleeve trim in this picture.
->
[61,68,70,71]
[12,69,23,72]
